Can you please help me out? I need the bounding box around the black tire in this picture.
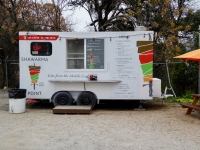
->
[53,92,73,106]
[77,92,96,108]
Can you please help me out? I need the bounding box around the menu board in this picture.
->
[109,37,140,98]
[86,39,104,69]
[110,37,139,74]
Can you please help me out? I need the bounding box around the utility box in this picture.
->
[152,78,161,98]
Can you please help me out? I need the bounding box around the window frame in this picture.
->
[66,39,85,69]
[66,38,106,70]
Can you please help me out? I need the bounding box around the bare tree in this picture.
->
[68,0,134,31]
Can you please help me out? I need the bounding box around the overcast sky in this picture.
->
[66,8,91,32]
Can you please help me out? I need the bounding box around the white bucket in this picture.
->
[9,98,26,113]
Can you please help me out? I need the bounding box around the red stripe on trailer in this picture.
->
[139,53,153,64]
[19,35,59,40]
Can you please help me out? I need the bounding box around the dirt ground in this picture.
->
[0,89,200,150]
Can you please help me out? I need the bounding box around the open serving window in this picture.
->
[66,38,105,69]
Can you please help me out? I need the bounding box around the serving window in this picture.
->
[66,38,104,69]
[67,39,84,69]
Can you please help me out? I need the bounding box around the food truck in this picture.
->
[19,31,162,108]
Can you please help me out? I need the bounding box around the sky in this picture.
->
[66,8,91,32]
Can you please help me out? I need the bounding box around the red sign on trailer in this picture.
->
[19,35,59,40]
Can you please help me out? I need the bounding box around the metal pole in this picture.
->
[5,56,8,88]
[199,25,200,94]
[165,60,176,97]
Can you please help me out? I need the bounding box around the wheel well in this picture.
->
[78,91,97,101]
[51,91,96,103]
[75,91,98,102]
[76,91,97,108]
[88,91,97,99]
[51,91,74,103]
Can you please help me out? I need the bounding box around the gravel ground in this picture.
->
[0,90,200,150]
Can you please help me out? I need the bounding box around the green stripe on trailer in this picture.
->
[141,62,153,75]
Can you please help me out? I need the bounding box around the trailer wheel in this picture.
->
[77,92,96,108]
[53,92,73,106]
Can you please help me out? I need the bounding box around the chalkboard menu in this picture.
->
[86,39,104,69]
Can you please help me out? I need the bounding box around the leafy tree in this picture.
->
[171,9,200,95]
[124,0,199,95]
[18,0,71,31]
[179,9,200,32]
[0,0,72,88]
[171,29,199,95]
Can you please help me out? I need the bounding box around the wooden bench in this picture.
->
[180,94,200,115]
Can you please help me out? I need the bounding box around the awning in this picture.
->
[174,49,200,61]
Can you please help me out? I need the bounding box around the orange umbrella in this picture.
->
[174,49,200,61]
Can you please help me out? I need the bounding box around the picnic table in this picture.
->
[181,94,200,115]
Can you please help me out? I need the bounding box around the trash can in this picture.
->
[8,89,26,113]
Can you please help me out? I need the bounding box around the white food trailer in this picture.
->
[19,31,162,108]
